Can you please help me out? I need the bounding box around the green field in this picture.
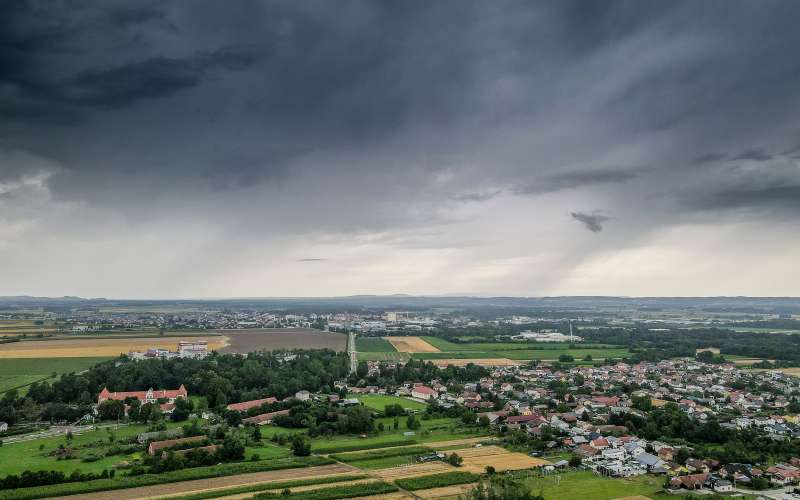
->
[349,394,427,412]
[0,357,112,393]
[0,422,183,476]
[355,337,397,352]
[357,352,411,361]
[520,471,673,500]
[309,417,489,454]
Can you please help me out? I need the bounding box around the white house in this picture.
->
[295,390,311,401]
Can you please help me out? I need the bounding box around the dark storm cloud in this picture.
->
[695,185,800,212]
[64,49,257,108]
[513,169,639,196]
[2,0,800,259]
[691,153,726,165]
[732,148,772,162]
[570,211,611,232]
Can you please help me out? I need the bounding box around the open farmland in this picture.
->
[355,337,397,352]
[0,357,111,393]
[430,358,520,367]
[453,445,551,474]
[53,463,358,500]
[372,462,455,481]
[0,336,227,358]
[217,328,346,354]
[357,351,411,362]
[384,336,440,353]
[520,470,665,500]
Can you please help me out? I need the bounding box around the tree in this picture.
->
[291,435,311,456]
[97,400,125,421]
[170,397,193,422]
[393,417,399,430]
[569,455,582,467]
[583,354,593,361]
[462,411,477,425]
[478,415,490,427]
[558,354,574,363]
[448,452,463,467]
[485,465,495,475]
[406,415,421,430]
[217,435,245,461]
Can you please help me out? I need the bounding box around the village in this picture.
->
[47,354,800,499]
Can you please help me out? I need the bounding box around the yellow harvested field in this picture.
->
[696,347,720,354]
[350,493,413,500]
[264,479,379,494]
[415,483,478,499]
[446,445,507,458]
[0,336,228,358]
[432,358,520,367]
[69,464,358,500]
[373,462,455,480]
[732,358,765,365]
[456,447,551,474]
[384,336,440,353]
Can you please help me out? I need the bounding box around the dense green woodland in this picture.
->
[579,326,800,363]
[0,350,489,425]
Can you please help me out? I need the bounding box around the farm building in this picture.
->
[98,385,187,405]
[226,397,278,412]
[242,409,290,425]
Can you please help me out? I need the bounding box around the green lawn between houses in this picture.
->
[348,394,427,412]
[0,357,113,394]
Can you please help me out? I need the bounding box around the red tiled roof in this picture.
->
[226,397,278,412]
[242,409,290,425]
[98,385,187,403]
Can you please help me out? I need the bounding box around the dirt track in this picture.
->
[63,464,358,500]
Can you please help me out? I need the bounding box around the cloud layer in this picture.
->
[2,0,800,297]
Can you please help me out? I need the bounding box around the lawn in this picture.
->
[349,394,427,412]
[0,421,182,477]
[355,337,397,352]
[309,417,490,454]
[0,357,112,393]
[520,471,670,500]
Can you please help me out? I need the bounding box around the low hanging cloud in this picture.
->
[570,211,612,232]
[1,1,800,297]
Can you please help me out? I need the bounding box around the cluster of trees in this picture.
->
[0,349,352,425]
[137,434,246,474]
[355,358,489,387]
[467,476,544,500]
[581,326,800,363]
[272,402,375,437]
[0,469,115,491]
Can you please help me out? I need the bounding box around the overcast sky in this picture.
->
[2,0,800,298]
